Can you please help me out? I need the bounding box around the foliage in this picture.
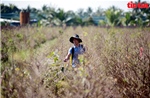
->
[104,6,123,26]
[131,0,150,27]
[0,3,20,13]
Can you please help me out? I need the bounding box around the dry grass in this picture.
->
[1,26,150,98]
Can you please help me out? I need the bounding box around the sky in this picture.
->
[1,0,150,12]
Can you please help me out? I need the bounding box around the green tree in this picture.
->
[93,7,104,16]
[131,0,150,26]
[105,6,123,26]
[1,3,20,13]
[86,7,93,16]
[77,8,84,17]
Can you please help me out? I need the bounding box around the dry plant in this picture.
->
[1,26,150,98]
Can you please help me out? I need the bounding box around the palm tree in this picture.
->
[26,6,31,12]
[132,0,150,26]
[86,7,93,16]
[77,8,84,18]
[105,6,123,26]
[42,5,47,12]
[93,7,104,16]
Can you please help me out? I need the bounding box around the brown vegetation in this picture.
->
[1,26,150,98]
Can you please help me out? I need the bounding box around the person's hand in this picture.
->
[64,58,68,62]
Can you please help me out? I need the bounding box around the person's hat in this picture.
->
[69,34,82,43]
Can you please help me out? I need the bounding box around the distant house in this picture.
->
[92,16,105,25]
[1,12,38,26]
[0,18,20,26]
[80,16,106,25]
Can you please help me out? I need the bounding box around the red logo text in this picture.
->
[127,1,149,8]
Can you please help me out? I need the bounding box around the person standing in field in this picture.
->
[64,34,85,68]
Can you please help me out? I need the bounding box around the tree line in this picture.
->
[1,0,150,27]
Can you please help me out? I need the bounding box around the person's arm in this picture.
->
[64,47,73,62]
[64,53,71,62]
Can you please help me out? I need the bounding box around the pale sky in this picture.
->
[1,0,149,12]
